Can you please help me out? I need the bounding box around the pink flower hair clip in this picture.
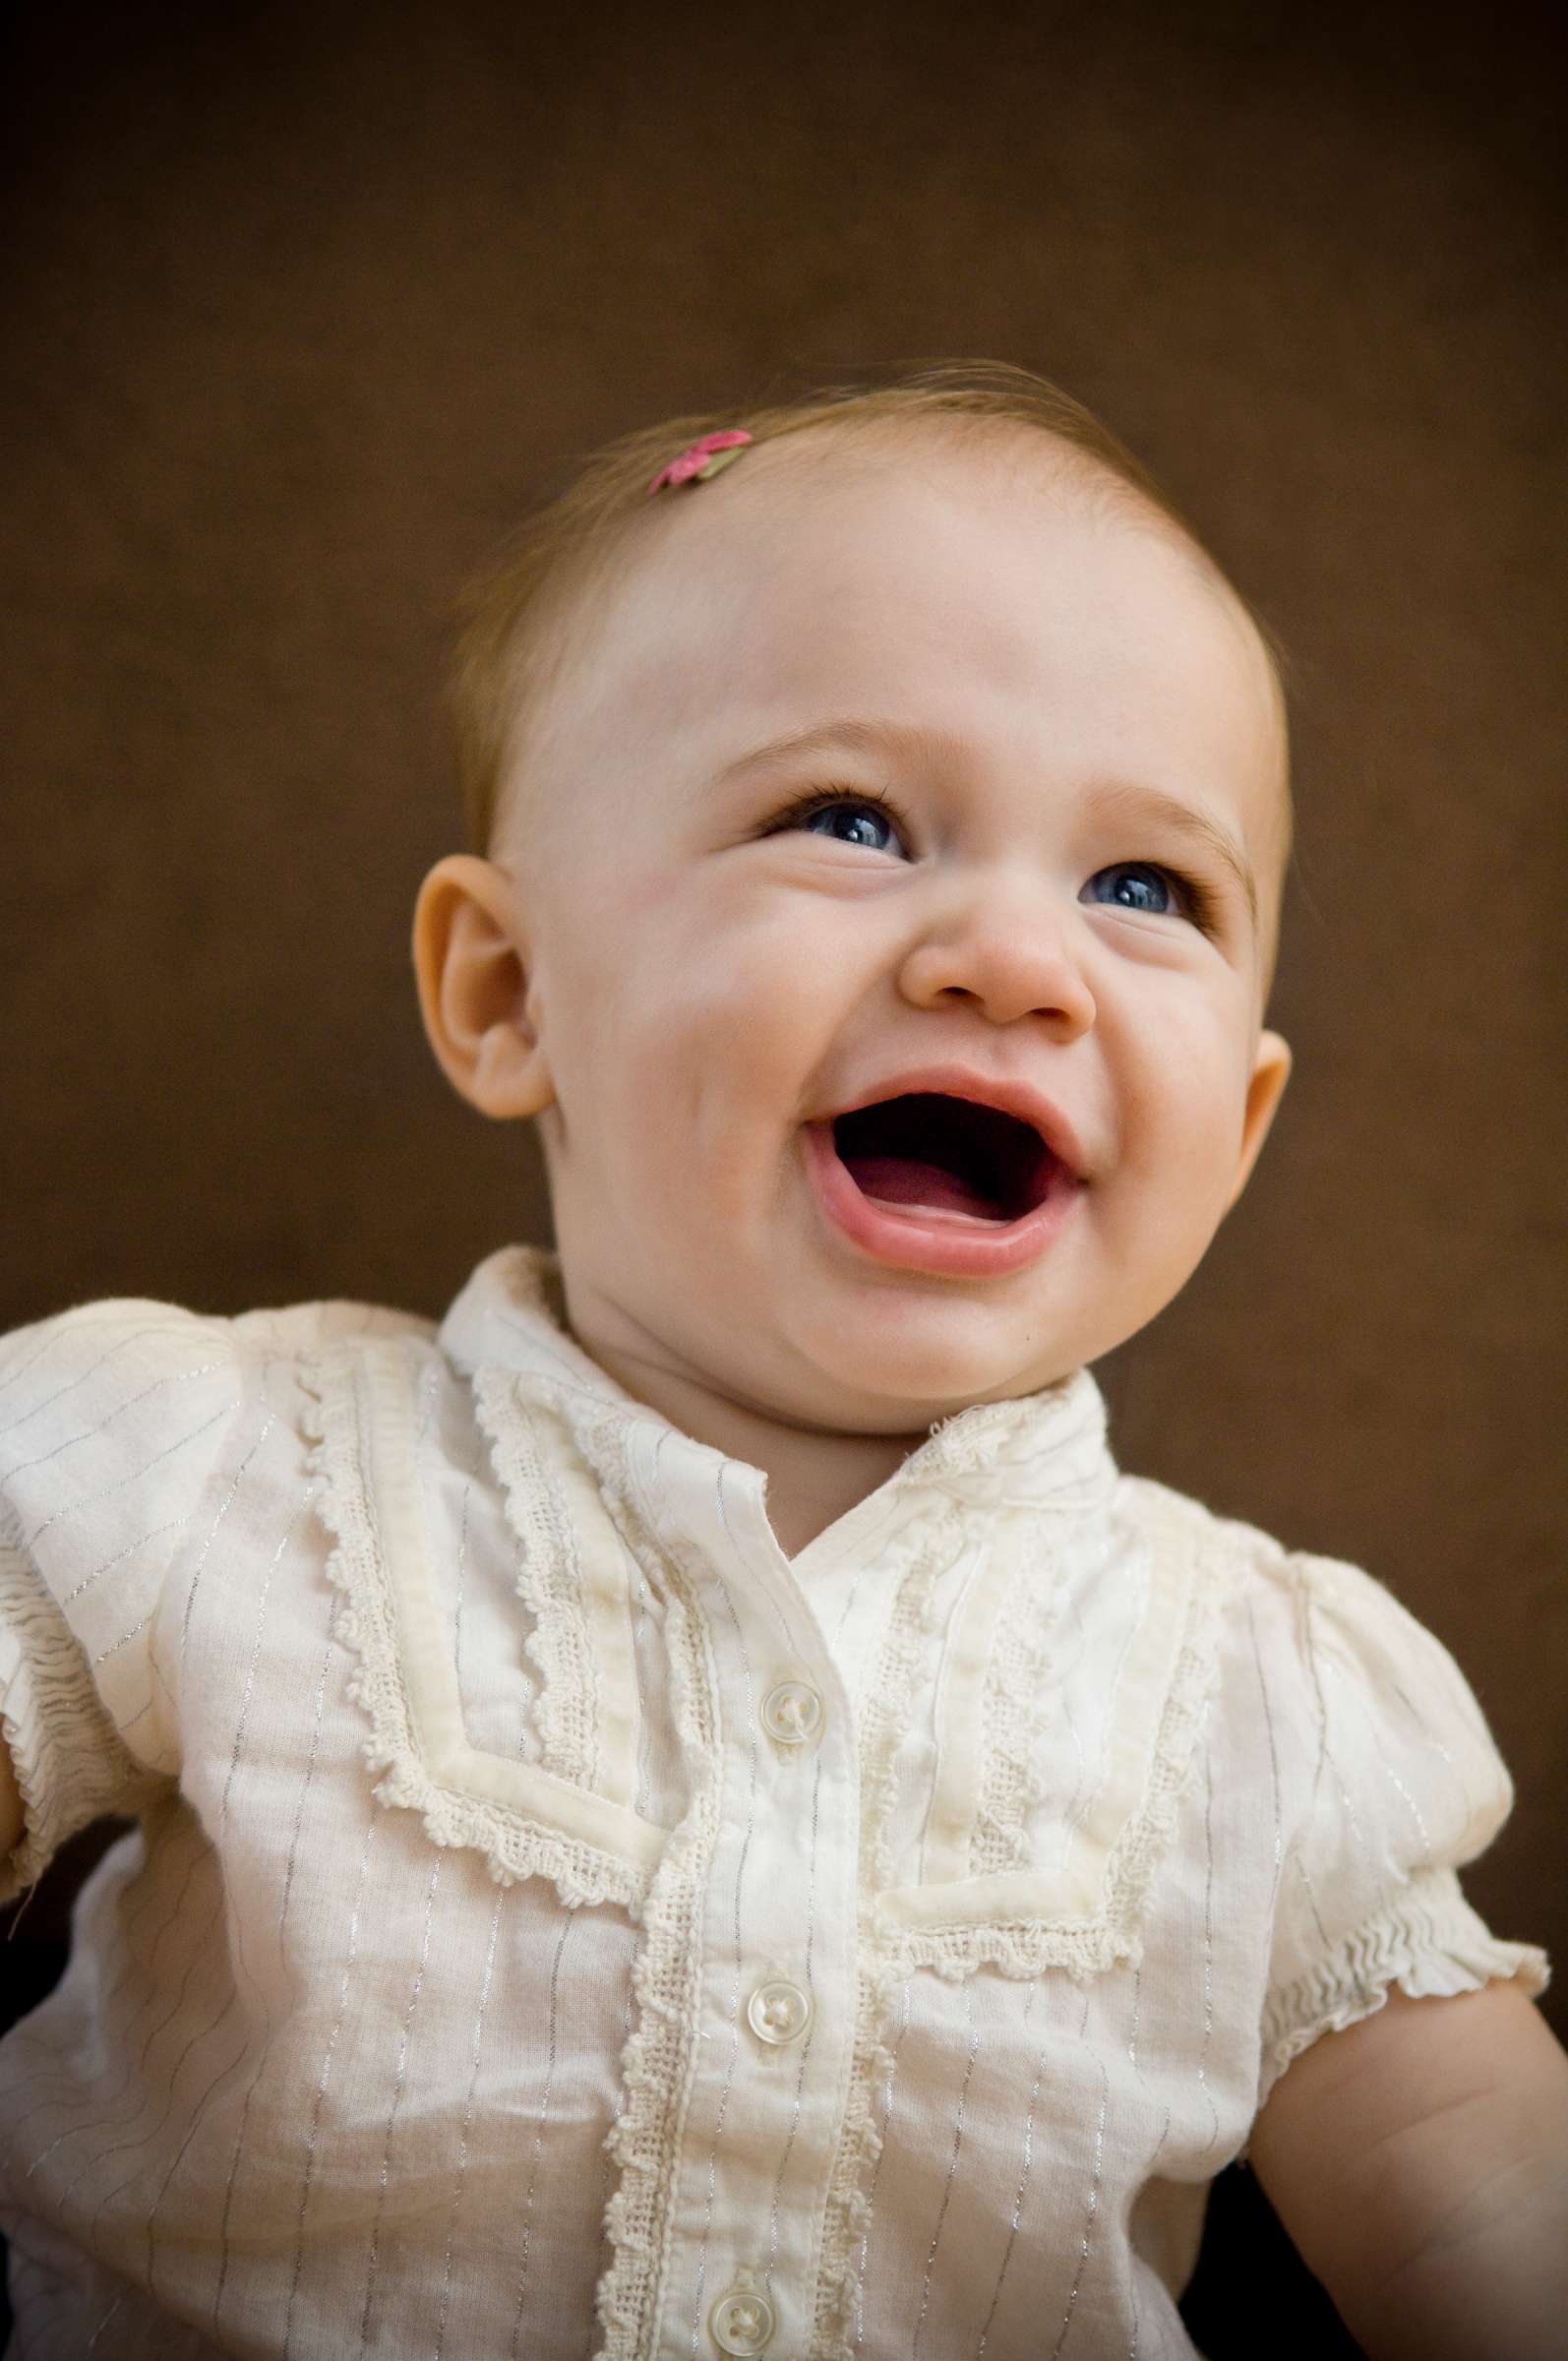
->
[647,429,754,495]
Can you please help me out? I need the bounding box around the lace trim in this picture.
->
[444,1244,1120,1510]
[1259,1863,1551,2105]
[968,1513,1074,1879]
[860,1500,970,1901]
[915,1362,1110,1489]
[472,1369,600,1791]
[867,1484,1222,1986]
[809,1502,967,2357]
[810,1491,1223,2355]
[583,1403,725,2361]
[0,1533,159,1903]
[809,1952,907,2361]
[299,1340,656,1912]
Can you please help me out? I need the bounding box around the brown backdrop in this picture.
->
[4,0,1563,2163]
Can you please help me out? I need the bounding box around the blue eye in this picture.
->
[772,788,907,853]
[804,802,896,851]
[1084,862,1191,920]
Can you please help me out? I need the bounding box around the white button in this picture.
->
[709,2271,777,2356]
[747,1977,813,2047]
[760,1677,823,1746]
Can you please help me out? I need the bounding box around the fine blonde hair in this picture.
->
[448,359,1294,887]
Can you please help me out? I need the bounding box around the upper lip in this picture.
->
[815,1064,1088,1181]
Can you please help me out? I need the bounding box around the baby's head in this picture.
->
[415,362,1294,1440]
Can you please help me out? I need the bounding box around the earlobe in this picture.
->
[411,854,554,1120]
[1226,1029,1292,1211]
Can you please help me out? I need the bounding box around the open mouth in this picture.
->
[831,1093,1060,1225]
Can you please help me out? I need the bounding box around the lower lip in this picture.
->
[802,1121,1083,1279]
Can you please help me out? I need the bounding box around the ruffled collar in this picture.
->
[438,1245,1116,1522]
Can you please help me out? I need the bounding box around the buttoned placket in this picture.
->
[621,1420,862,2360]
[437,1252,1120,2355]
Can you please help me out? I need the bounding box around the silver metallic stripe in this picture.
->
[21,1397,234,1559]
[29,1380,281,2203]
[1245,1592,1285,1917]
[974,1982,1043,2357]
[59,1512,186,1607]
[509,1908,576,2356]
[358,1851,444,2349]
[854,1978,913,2349]
[913,1979,980,2356]
[0,1326,198,1434]
[145,1488,312,2293]
[1195,1739,1220,2156]
[212,1627,337,2331]
[282,1807,380,2360]
[435,1882,506,2361]
[1051,1996,1109,2359]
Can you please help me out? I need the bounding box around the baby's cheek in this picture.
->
[1102,1040,1245,1226]
[690,923,845,1076]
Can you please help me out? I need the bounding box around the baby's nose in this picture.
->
[896,883,1097,1033]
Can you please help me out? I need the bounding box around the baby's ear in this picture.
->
[1225,1028,1292,1212]
[412,855,554,1120]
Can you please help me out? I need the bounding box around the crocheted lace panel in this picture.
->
[301,1336,665,1914]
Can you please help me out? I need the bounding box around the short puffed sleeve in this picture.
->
[0,1298,245,1900]
[1257,1547,1549,2101]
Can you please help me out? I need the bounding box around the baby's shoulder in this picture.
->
[1111,1466,1301,1609]
[1,1284,436,1401]
[1111,1469,1501,1787]
[229,1293,438,1358]
[1115,1466,1417,1628]
[0,1286,439,1520]
[0,1295,242,1483]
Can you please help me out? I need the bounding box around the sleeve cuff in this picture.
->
[1259,1864,1551,2106]
[0,1544,158,1905]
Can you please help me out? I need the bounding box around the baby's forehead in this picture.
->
[563,423,1278,755]
[518,420,1291,922]
[621,423,1261,678]
[699,424,1288,837]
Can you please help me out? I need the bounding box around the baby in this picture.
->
[1,361,1564,2361]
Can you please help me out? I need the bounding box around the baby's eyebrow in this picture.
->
[716,717,951,784]
[718,718,1259,936]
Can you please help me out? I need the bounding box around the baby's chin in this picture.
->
[753,1297,1085,1431]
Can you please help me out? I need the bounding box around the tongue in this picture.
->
[841,1153,1004,1221]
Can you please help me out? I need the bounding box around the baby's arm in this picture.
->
[1249,1979,1568,2359]
[1,1300,248,1900]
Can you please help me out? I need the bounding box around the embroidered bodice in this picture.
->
[0,1247,1546,2359]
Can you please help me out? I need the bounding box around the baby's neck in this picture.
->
[565,1318,923,1563]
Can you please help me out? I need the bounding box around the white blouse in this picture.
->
[0,1244,1548,2361]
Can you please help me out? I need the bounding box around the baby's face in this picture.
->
[491,432,1291,1432]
